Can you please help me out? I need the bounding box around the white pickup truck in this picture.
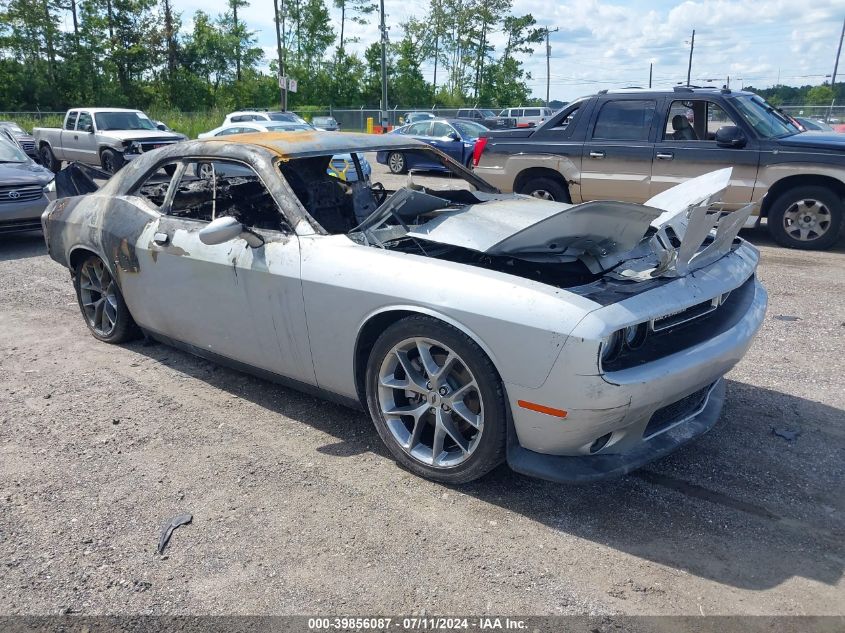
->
[33,108,186,174]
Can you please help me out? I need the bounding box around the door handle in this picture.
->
[589,151,605,159]
[153,232,170,245]
[656,152,674,160]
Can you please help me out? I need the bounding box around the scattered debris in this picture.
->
[773,315,800,322]
[157,512,193,554]
[772,427,800,442]
[112,418,120,425]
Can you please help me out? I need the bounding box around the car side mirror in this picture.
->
[84,124,94,133]
[715,126,746,148]
[198,216,264,247]
[447,132,460,141]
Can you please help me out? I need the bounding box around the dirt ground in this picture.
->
[1,165,844,616]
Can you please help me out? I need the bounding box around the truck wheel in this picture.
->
[767,186,844,250]
[517,176,570,203]
[100,149,125,175]
[39,145,60,173]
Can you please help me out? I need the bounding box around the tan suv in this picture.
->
[474,87,845,250]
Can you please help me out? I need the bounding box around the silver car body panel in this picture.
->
[41,134,767,478]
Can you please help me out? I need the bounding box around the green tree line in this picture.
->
[745,82,845,106]
[0,0,543,111]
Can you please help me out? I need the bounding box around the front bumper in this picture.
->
[508,379,726,483]
[0,195,50,232]
[503,247,767,483]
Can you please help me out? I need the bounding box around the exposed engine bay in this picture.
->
[337,167,752,290]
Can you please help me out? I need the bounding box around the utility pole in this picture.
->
[273,0,287,110]
[832,16,845,86]
[648,62,653,88]
[544,27,558,107]
[379,0,388,130]
[686,29,695,86]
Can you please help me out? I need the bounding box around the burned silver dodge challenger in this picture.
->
[42,131,767,483]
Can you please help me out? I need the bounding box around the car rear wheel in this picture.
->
[768,186,844,250]
[39,144,60,172]
[387,152,406,174]
[73,254,139,343]
[517,176,570,203]
[100,149,124,175]
[365,315,507,483]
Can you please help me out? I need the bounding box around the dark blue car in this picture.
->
[377,119,488,174]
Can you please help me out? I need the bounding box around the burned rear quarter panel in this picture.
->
[297,234,601,399]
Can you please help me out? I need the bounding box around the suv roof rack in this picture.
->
[673,86,695,93]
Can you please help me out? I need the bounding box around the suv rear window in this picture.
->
[593,100,656,141]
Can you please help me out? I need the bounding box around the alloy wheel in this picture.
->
[388,152,405,173]
[377,337,484,468]
[78,259,119,336]
[783,198,832,242]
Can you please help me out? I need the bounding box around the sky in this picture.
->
[167,0,845,103]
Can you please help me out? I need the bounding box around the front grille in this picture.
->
[603,275,756,372]
[0,185,43,202]
[139,141,177,153]
[644,383,713,439]
[19,140,35,151]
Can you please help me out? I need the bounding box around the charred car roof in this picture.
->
[204,130,428,159]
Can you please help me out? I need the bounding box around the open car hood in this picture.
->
[406,168,752,279]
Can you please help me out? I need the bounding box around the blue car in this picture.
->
[327,152,372,182]
[377,118,487,174]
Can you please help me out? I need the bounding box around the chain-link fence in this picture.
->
[779,105,844,122]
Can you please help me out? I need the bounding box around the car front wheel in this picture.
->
[387,152,406,174]
[767,186,844,250]
[365,315,507,483]
[73,254,138,343]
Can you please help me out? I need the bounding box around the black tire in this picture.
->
[516,176,571,203]
[767,185,844,250]
[365,315,507,484]
[100,148,124,175]
[39,144,60,173]
[73,254,139,344]
[386,151,406,174]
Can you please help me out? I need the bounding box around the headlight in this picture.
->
[126,141,142,154]
[43,179,55,193]
[623,323,648,349]
[600,330,623,363]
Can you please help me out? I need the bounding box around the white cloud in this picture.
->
[172,0,845,102]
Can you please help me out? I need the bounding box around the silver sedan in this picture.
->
[42,132,767,483]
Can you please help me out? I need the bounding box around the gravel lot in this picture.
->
[1,163,844,616]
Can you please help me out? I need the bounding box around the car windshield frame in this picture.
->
[2,122,25,134]
[730,95,800,139]
[265,124,312,132]
[267,112,304,123]
[451,120,487,138]
[0,138,28,162]
[94,111,158,132]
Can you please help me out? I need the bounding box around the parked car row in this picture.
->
[5,94,845,250]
